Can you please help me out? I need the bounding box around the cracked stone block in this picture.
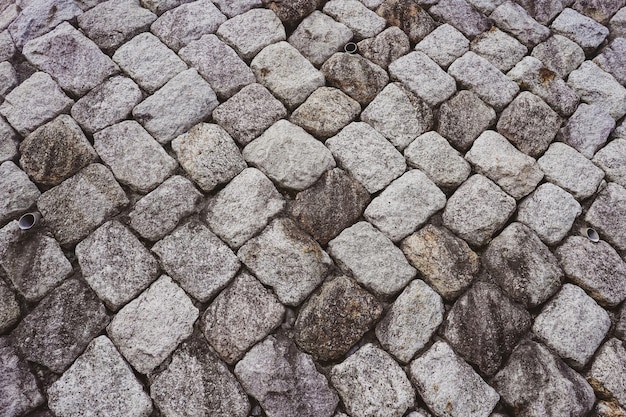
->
[332,344,415,417]
[533,283,611,369]
[243,120,335,191]
[326,122,406,193]
[150,0,226,51]
[364,170,446,242]
[410,341,500,417]
[0,61,16,98]
[465,130,543,199]
[448,51,519,111]
[179,34,254,100]
[483,222,563,307]
[376,0,436,42]
[517,182,582,245]
[471,27,527,72]
[48,336,152,417]
[323,0,386,40]
[205,168,284,249]
[551,7,609,52]
[289,11,353,67]
[328,221,416,297]
[37,164,128,246]
[94,120,177,193]
[437,90,496,151]
[0,117,17,163]
[0,280,19,333]
[558,105,615,160]
[71,76,143,134]
[531,35,585,78]
[202,272,284,364]
[171,123,245,192]
[76,220,159,311]
[362,83,432,150]
[150,335,250,417]
[586,182,626,251]
[0,337,44,417]
[568,61,626,120]
[492,340,595,417]
[290,87,360,140]
[376,279,444,363]
[490,1,550,47]
[594,139,626,188]
[538,142,604,199]
[77,0,157,52]
[294,275,382,361]
[589,338,626,407]
[322,52,388,106]
[0,161,40,224]
[609,7,626,39]
[251,41,325,110]
[514,0,571,24]
[594,38,626,86]
[140,0,194,15]
[235,335,339,417]
[129,175,202,241]
[217,8,285,60]
[0,71,73,136]
[152,220,240,302]
[442,174,516,247]
[238,218,332,306]
[133,68,218,143]
[357,27,410,70]
[442,281,531,376]
[429,0,493,38]
[107,275,199,374]
[12,279,109,373]
[212,0,261,18]
[416,24,469,69]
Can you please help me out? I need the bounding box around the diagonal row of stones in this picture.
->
[0,0,626,417]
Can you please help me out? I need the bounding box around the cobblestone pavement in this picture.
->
[1,0,626,416]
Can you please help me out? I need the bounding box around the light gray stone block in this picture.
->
[429,0,493,38]
[514,0,571,25]
[0,117,17,163]
[212,0,261,17]
[416,24,469,68]
[470,27,527,72]
[323,0,386,40]
[490,1,550,47]
[588,338,626,408]
[321,52,389,105]
[609,6,626,39]
[594,37,626,85]
[0,61,16,98]
[551,7,609,52]
[586,182,626,251]
[376,0,436,43]
[357,26,410,69]
[217,8,285,60]
[0,31,14,62]
[568,62,626,120]
[140,0,194,15]
[531,34,585,78]
[594,138,626,188]
[0,280,19,333]
[0,337,44,417]
[0,161,40,224]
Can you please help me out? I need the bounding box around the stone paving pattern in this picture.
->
[0,0,626,416]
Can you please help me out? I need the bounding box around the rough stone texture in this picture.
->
[71,76,143,134]
[326,122,406,193]
[140,0,195,15]
[567,60,626,120]
[107,275,199,374]
[586,183,626,251]
[575,0,626,24]
[364,170,446,242]
[202,272,284,364]
[376,279,444,363]
[594,38,626,87]
[609,6,626,38]
[483,222,563,307]
[76,220,159,311]
[415,24,469,68]
[592,400,626,417]
[152,220,240,302]
[238,218,332,306]
[235,335,338,417]
[36,164,129,246]
[12,279,109,373]
[129,175,202,241]
[0,31,14,62]
[295,275,382,361]
[471,27,527,72]
[150,335,250,417]
[94,120,178,193]
[133,68,218,143]
[289,168,370,245]
[429,0,493,38]
[205,168,285,249]
[263,0,322,28]
[251,41,325,110]
[217,8,285,60]
[0,280,19,333]
[442,174,517,247]
[551,7,609,52]
[618,303,626,341]
[331,344,415,417]
[531,34,585,79]
[47,336,153,417]
[389,51,456,107]
[0,161,40,224]
[490,1,550,47]
[594,138,626,189]
[589,338,626,407]
[376,0,436,42]
[171,123,245,192]
[0,71,73,136]
[0,61,16,98]
[328,221,416,297]
[0,117,17,163]
[538,142,604,199]
[212,0,262,17]
[515,0,571,24]
[410,341,500,417]
[493,340,595,417]
[0,337,44,417]
[533,283,611,369]
[558,103,616,158]
[323,0,386,40]
[437,90,496,151]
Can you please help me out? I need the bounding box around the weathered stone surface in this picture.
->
[376,279,443,363]
[609,6,626,39]
[202,272,284,364]
[416,24,469,68]
[0,61,16,98]
[235,335,339,417]
[514,0,571,24]
[567,61,626,120]
[324,0,386,40]
[0,117,17,163]
[410,341,499,417]
[107,275,199,374]
[574,0,626,24]
[152,220,240,302]
[217,8,285,60]
[357,27,410,70]
[78,0,157,51]
[238,218,332,305]
[0,31,14,62]
[263,0,321,28]
[0,337,44,417]
[328,221,416,297]
[561,108,615,162]
[531,34,585,79]
[589,338,626,407]
[490,1,550,47]
[133,68,218,143]
[437,90,496,151]
[551,7,609,52]
[592,400,626,417]
[295,275,382,361]
[429,0,493,38]
[0,280,19,333]
[0,161,39,224]
[332,344,415,417]
[212,0,261,17]
[471,27,527,72]
[48,336,153,417]
[288,11,352,67]
[37,164,128,246]
[252,41,325,110]
[140,0,194,15]
[0,71,73,136]
[594,38,626,87]
[594,139,626,189]
[150,335,250,417]
[12,279,109,373]
[586,182,626,251]
[377,0,436,42]
[618,302,626,341]
[483,222,563,307]
[492,340,595,417]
